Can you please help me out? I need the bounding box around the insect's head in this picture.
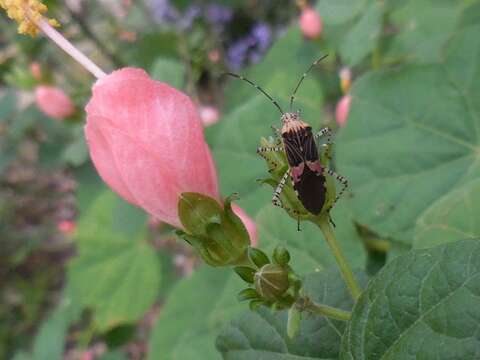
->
[281,111,300,124]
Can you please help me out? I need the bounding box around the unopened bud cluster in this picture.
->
[234,246,301,310]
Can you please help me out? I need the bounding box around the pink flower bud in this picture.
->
[35,85,75,120]
[339,67,352,94]
[57,220,76,235]
[198,105,220,126]
[299,7,322,39]
[335,94,351,127]
[85,68,219,229]
[29,61,42,81]
[208,49,220,63]
[232,204,258,246]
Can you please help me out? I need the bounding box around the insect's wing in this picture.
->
[284,128,326,215]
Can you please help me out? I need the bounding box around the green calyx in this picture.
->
[177,192,250,267]
[235,246,301,310]
[257,136,336,223]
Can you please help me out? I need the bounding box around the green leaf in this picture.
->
[339,2,383,66]
[17,287,82,360]
[316,0,367,25]
[385,0,464,63]
[150,57,185,89]
[62,133,89,167]
[341,239,480,359]
[414,179,480,249]
[256,202,366,275]
[0,88,17,120]
[217,270,367,359]
[147,267,244,360]
[336,25,480,245]
[68,190,160,331]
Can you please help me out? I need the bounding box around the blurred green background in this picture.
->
[1,0,480,359]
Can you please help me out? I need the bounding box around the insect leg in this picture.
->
[271,170,290,209]
[325,168,349,211]
[314,127,333,160]
[257,145,284,169]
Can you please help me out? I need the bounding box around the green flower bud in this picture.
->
[254,263,290,302]
[248,247,270,268]
[177,192,250,266]
[272,246,290,266]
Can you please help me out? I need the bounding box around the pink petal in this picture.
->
[85,68,219,228]
[232,204,258,246]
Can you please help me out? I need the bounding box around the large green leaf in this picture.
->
[147,267,244,360]
[257,202,366,275]
[150,57,185,89]
[414,179,480,249]
[341,239,480,359]
[336,25,480,245]
[217,270,367,360]
[316,0,367,25]
[385,0,464,63]
[68,190,160,331]
[339,1,383,66]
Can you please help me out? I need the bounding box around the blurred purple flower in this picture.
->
[179,5,201,29]
[227,22,272,70]
[251,23,271,52]
[149,0,179,23]
[206,4,233,24]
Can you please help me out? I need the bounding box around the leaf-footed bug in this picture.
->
[225,55,348,226]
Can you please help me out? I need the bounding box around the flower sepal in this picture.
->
[177,192,250,267]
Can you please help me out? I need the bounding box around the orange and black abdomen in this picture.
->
[282,126,326,215]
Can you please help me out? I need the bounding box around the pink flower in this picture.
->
[232,204,258,246]
[85,68,219,229]
[299,7,323,39]
[198,105,220,126]
[35,85,75,120]
[335,94,351,127]
[57,220,76,235]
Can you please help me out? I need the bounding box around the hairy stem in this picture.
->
[314,216,362,300]
[303,299,351,321]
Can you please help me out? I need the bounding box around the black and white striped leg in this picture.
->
[257,145,284,170]
[325,168,349,211]
[272,171,290,209]
[314,127,334,160]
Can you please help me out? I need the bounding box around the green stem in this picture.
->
[314,217,362,300]
[304,299,351,321]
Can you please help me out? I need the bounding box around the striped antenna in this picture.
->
[289,54,328,111]
[224,73,284,115]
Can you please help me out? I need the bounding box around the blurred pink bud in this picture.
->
[29,62,42,81]
[299,7,322,39]
[232,204,258,246]
[85,68,219,229]
[339,67,352,94]
[335,94,351,127]
[208,49,220,63]
[198,105,220,126]
[35,86,75,120]
[118,30,137,42]
[57,220,76,235]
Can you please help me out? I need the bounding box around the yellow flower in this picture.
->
[0,0,59,37]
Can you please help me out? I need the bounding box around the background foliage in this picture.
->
[1,0,480,359]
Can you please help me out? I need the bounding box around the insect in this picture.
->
[225,56,348,225]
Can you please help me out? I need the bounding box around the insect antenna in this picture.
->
[223,72,284,115]
[289,54,329,111]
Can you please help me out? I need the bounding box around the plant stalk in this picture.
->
[314,216,362,300]
[303,299,351,321]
